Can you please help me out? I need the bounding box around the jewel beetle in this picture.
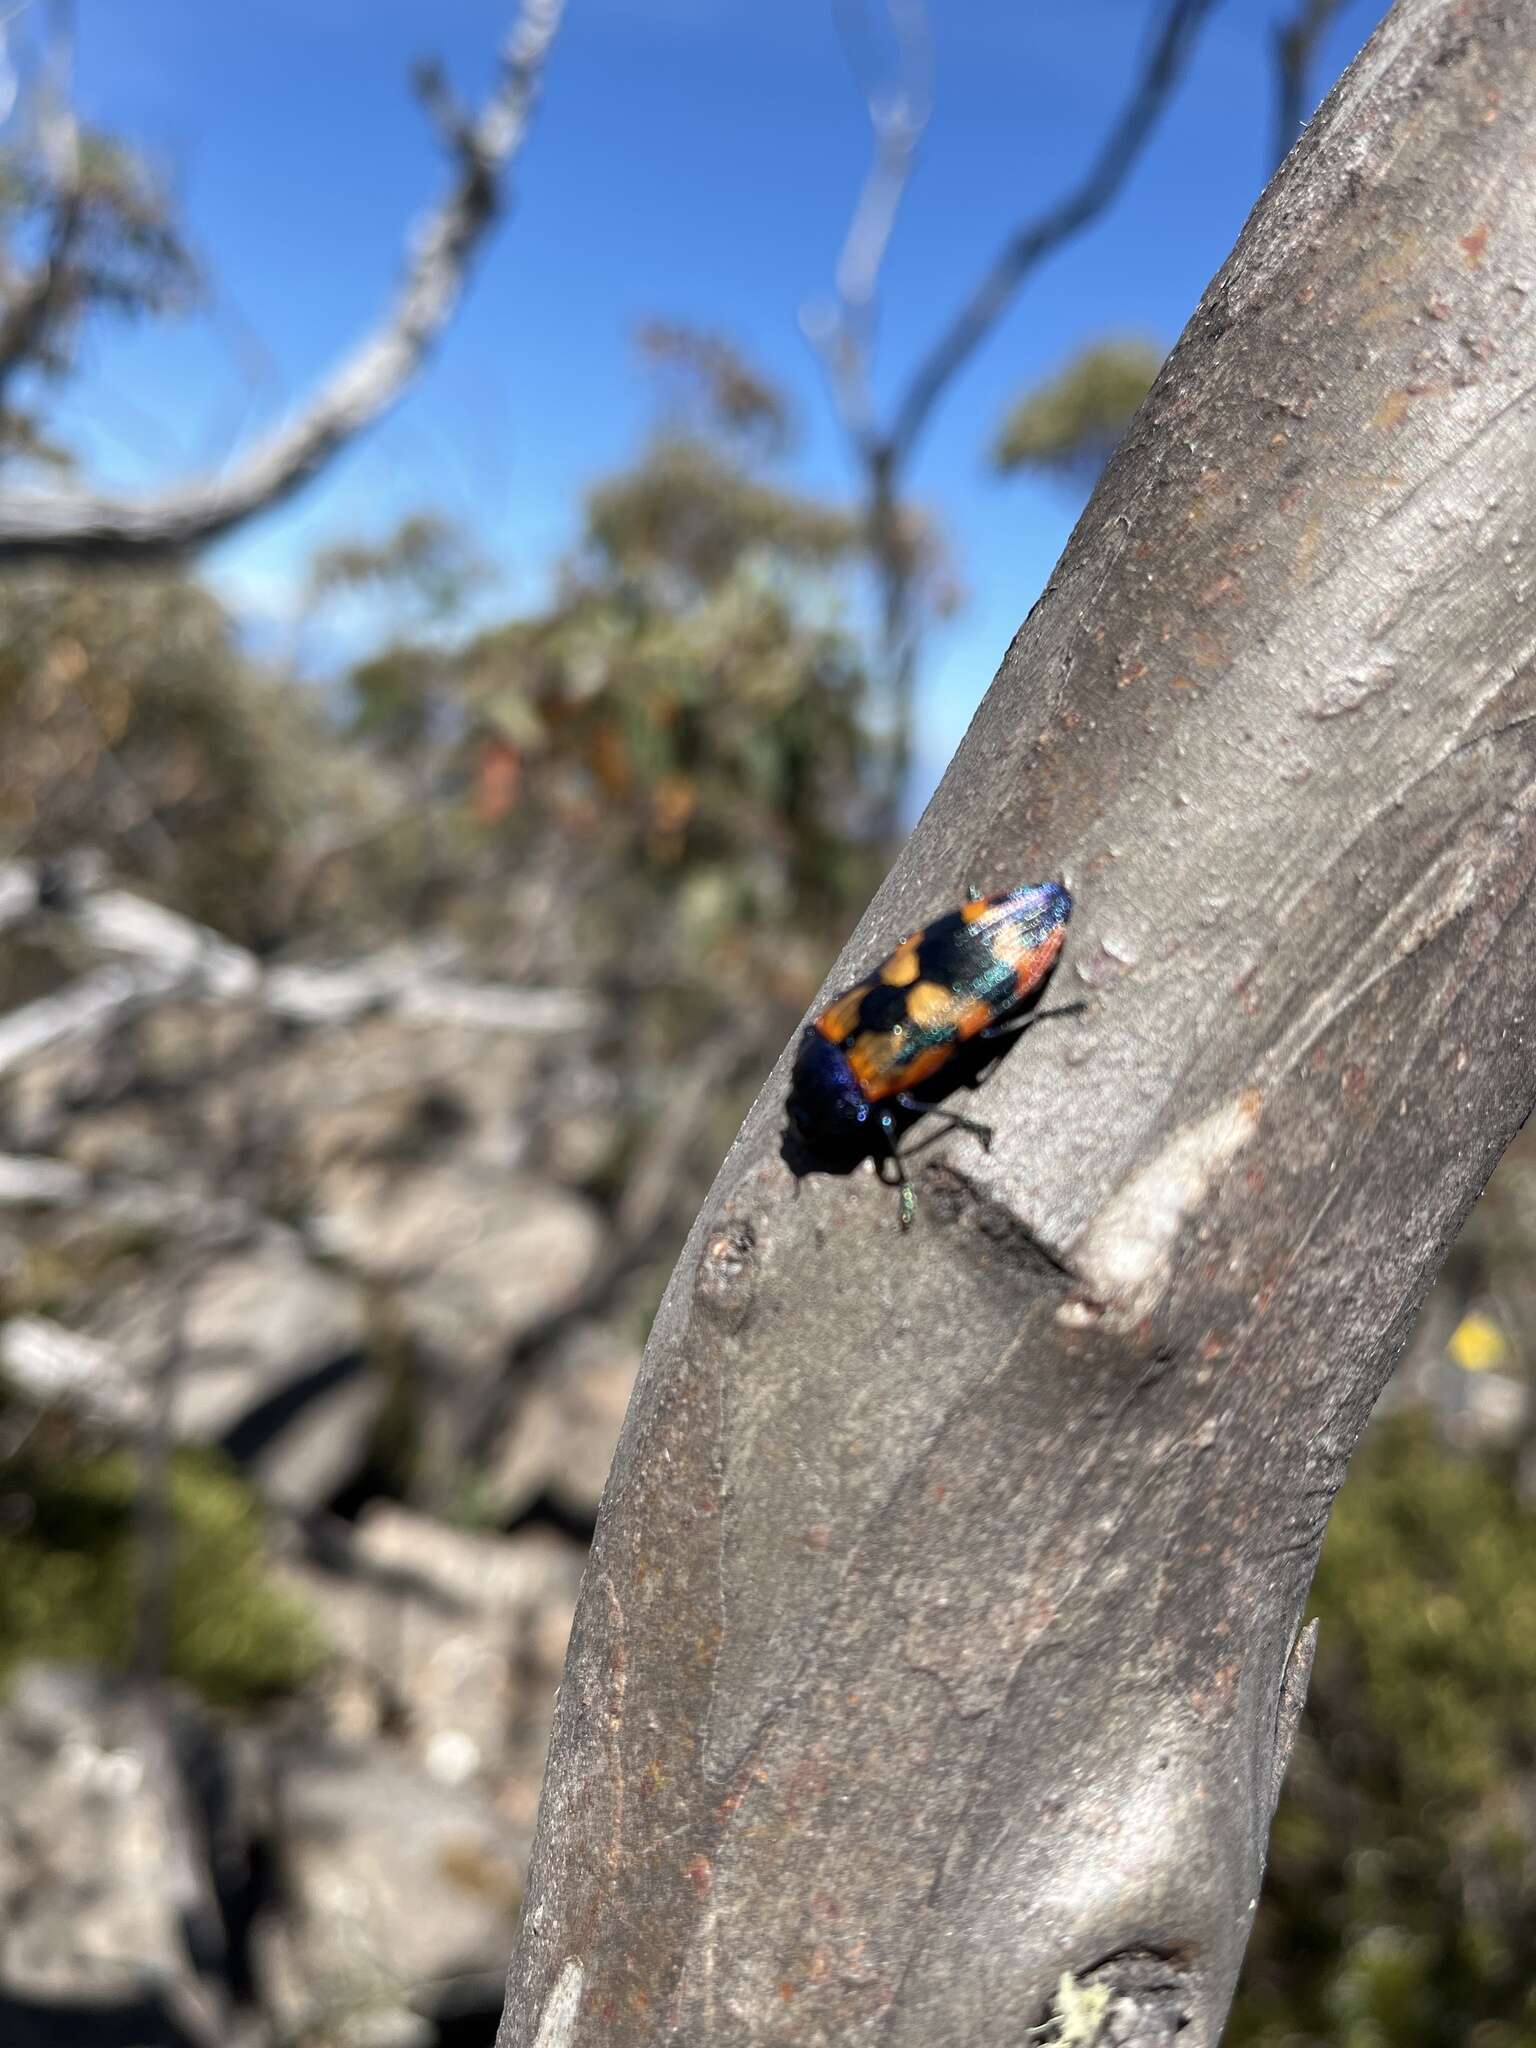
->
[785,881,1074,1228]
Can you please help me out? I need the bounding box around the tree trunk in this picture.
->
[499,4,1536,2041]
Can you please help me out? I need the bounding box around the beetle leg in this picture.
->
[978,998,1089,1043]
[895,1096,993,1153]
[878,1110,917,1230]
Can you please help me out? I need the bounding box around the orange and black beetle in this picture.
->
[786,881,1073,1227]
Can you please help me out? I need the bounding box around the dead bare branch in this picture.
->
[887,0,1221,463]
[0,0,566,562]
[805,0,1221,835]
[0,858,598,1079]
[0,1314,153,1430]
[801,0,934,450]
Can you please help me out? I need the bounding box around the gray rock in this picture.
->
[58,1103,179,1179]
[489,1321,638,1521]
[276,1513,583,1827]
[2,1033,108,1152]
[0,1665,246,2048]
[312,1165,602,1385]
[170,1232,375,1512]
[254,1740,527,2046]
[264,1013,540,1185]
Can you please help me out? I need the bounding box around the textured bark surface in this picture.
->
[500,4,1536,2041]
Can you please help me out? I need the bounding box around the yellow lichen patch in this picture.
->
[880,937,921,987]
[816,982,871,1044]
[1035,1973,1112,2046]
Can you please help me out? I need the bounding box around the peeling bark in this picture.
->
[499,3,1536,2040]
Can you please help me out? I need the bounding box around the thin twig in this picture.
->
[887,0,1221,463]
[1272,0,1348,172]
[803,0,934,452]
[805,0,1221,835]
[132,1276,186,1686]
[0,0,567,560]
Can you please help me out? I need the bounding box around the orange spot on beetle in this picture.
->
[880,938,921,986]
[817,983,871,1045]
[904,980,959,1031]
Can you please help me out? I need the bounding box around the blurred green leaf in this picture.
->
[993,334,1163,483]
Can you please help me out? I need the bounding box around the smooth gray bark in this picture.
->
[500,3,1536,2041]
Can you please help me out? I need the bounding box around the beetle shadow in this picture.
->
[779,990,1073,1191]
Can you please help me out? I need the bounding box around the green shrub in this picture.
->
[0,1429,324,1707]
[1232,1412,1536,2047]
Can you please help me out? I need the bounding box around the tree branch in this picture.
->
[500,4,1536,2041]
[801,0,938,836]
[805,0,1221,838]
[1272,0,1349,170]
[0,0,86,404]
[801,0,934,455]
[0,187,83,401]
[0,0,566,562]
[887,0,1220,463]
[0,857,597,1079]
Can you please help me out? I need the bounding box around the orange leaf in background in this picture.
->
[474,737,522,823]
[650,774,696,837]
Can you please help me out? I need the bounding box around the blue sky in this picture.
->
[54,0,1385,808]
